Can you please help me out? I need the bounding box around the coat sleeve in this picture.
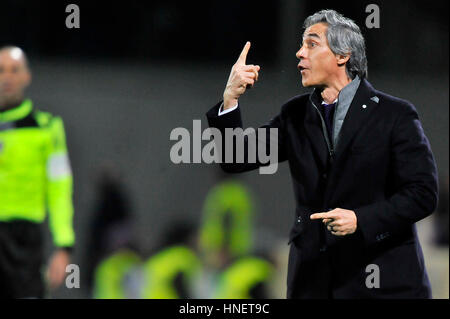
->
[206,101,287,174]
[354,102,438,246]
[45,116,75,249]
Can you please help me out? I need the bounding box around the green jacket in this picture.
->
[200,180,254,258]
[214,256,274,299]
[94,249,141,299]
[0,99,75,247]
[141,245,201,299]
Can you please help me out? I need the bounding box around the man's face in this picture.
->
[0,48,31,103]
[296,23,340,88]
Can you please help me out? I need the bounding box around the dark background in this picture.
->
[1,1,448,69]
[0,0,448,298]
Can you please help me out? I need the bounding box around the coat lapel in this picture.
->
[334,79,379,159]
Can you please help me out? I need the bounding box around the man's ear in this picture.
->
[24,70,32,88]
[336,54,350,66]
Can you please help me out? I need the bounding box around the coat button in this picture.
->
[296,217,302,224]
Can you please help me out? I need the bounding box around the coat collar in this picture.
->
[303,78,379,167]
[0,99,33,122]
[333,78,379,159]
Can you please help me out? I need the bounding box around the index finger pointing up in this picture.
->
[237,41,251,64]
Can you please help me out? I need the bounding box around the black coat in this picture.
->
[206,79,438,299]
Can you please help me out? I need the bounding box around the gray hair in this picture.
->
[304,9,368,79]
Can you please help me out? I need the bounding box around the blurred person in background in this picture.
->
[0,46,75,298]
[206,10,438,298]
[199,176,276,298]
[93,248,142,299]
[141,221,202,299]
[84,165,134,291]
[85,164,141,298]
[199,177,254,269]
[213,253,275,299]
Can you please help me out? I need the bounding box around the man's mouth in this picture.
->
[298,65,309,72]
[1,84,14,92]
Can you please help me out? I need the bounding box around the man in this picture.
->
[0,46,75,298]
[206,10,438,298]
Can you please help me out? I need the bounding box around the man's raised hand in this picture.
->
[223,41,260,110]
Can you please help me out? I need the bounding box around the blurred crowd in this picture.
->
[83,165,286,299]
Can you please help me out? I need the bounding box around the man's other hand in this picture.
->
[46,249,71,290]
[223,41,260,110]
[310,208,357,236]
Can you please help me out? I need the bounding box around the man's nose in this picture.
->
[0,71,12,79]
[296,47,305,59]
